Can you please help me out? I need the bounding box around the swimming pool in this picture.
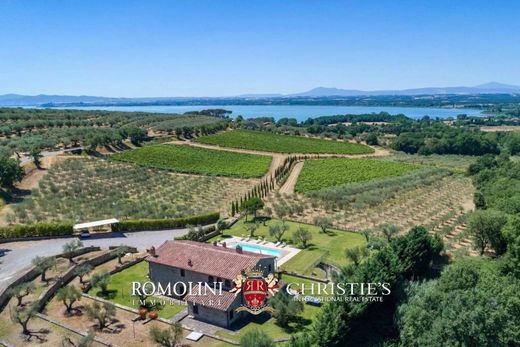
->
[229,242,281,257]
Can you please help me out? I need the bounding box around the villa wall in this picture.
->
[148,256,276,296]
[187,297,246,328]
[148,262,234,295]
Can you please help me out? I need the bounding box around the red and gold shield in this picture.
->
[243,277,268,310]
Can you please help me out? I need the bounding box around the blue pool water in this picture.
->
[230,243,281,257]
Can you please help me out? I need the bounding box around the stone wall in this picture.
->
[0,246,100,311]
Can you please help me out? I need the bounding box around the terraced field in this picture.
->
[7,157,256,223]
[295,158,421,192]
[110,143,272,178]
[268,173,475,254]
[196,129,374,154]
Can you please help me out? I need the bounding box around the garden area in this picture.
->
[86,261,186,319]
[110,143,272,178]
[213,218,365,276]
[196,129,374,154]
[5,157,255,223]
[295,157,421,192]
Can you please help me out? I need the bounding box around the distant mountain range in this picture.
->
[1,82,519,106]
[288,82,520,97]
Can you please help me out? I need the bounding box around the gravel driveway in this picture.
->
[0,228,188,286]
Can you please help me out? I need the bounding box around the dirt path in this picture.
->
[279,161,304,194]
[169,140,390,158]
[168,140,390,183]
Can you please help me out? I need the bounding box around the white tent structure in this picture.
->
[73,218,119,233]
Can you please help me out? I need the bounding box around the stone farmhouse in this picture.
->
[147,240,276,328]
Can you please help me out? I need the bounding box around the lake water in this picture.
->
[53,105,483,121]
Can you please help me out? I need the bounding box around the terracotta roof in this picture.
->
[185,284,239,311]
[147,240,273,280]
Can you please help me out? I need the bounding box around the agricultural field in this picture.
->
[196,129,374,154]
[269,173,475,254]
[380,152,478,172]
[0,107,228,153]
[295,158,421,192]
[5,157,255,223]
[110,144,272,178]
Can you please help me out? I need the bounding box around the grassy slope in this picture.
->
[295,158,421,192]
[110,144,272,178]
[88,261,185,319]
[217,300,321,340]
[216,218,365,273]
[196,129,374,154]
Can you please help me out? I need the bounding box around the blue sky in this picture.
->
[1,0,519,97]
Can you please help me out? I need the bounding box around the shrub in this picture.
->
[116,212,219,232]
[0,222,73,239]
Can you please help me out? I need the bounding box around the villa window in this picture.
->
[180,269,185,277]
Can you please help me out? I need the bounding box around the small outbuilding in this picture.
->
[73,218,119,235]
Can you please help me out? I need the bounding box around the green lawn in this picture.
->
[295,157,421,192]
[196,129,374,154]
[215,218,366,273]
[110,144,272,178]
[88,261,185,319]
[217,303,321,341]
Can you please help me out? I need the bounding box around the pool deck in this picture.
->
[218,236,300,267]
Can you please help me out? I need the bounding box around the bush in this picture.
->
[116,212,220,232]
[0,222,73,239]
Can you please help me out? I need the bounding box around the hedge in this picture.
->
[0,222,73,239]
[115,212,220,232]
[0,212,220,239]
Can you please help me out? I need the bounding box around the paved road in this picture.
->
[0,227,188,286]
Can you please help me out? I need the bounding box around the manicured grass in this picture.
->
[295,158,421,192]
[110,144,272,178]
[88,261,185,319]
[196,129,374,154]
[215,218,365,273]
[216,303,321,340]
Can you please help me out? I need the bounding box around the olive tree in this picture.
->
[292,227,312,248]
[62,239,84,264]
[74,264,93,284]
[314,216,332,234]
[8,282,35,306]
[269,223,290,242]
[10,302,38,335]
[56,285,82,313]
[90,271,111,295]
[85,301,115,330]
[32,256,57,282]
[149,322,183,347]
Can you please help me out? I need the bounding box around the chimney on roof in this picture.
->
[236,245,243,254]
[188,259,193,267]
[148,246,157,257]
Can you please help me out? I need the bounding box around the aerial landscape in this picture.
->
[1,1,520,347]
